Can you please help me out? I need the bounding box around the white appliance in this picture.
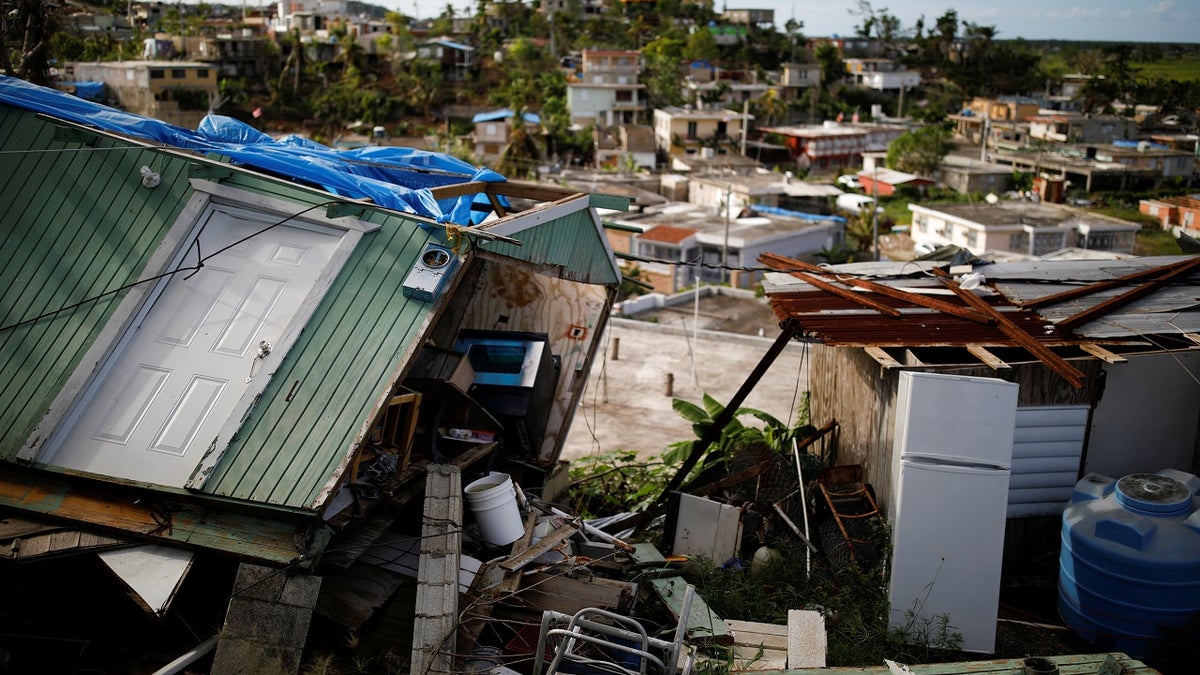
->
[887,371,1018,654]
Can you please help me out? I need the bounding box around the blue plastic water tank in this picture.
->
[1058,469,1200,657]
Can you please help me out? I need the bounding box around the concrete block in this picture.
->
[211,563,322,675]
[787,609,827,669]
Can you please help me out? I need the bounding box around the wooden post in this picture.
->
[665,372,674,397]
[611,336,620,361]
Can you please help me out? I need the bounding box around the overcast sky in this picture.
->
[398,0,1198,43]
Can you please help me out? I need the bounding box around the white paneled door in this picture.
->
[46,207,340,486]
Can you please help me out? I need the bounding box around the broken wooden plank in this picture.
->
[1080,343,1127,364]
[628,542,667,567]
[513,572,633,616]
[1056,256,1200,331]
[499,523,577,571]
[864,346,902,369]
[725,619,788,672]
[649,577,730,644]
[967,344,1011,371]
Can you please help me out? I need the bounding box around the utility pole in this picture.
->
[722,184,732,284]
[872,163,880,261]
[740,98,749,157]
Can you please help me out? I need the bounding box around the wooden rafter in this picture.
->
[759,252,991,323]
[967,345,1011,371]
[942,278,1087,388]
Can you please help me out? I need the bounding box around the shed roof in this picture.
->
[762,253,1200,388]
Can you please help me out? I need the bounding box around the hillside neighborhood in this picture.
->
[1,1,1200,674]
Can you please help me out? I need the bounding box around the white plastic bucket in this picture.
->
[464,472,524,546]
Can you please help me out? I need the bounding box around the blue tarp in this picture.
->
[752,204,847,224]
[63,81,105,101]
[0,75,505,225]
[471,109,541,125]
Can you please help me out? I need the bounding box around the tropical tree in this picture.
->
[494,110,542,179]
[1,0,60,85]
[886,123,952,176]
[641,35,687,109]
[663,393,816,492]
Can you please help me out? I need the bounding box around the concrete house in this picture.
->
[0,76,626,672]
[472,108,541,163]
[653,105,753,160]
[67,60,218,129]
[608,201,844,293]
[566,49,647,127]
[908,201,1141,257]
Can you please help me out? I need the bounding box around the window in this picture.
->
[686,121,697,140]
[171,69,186,79]
[198,69,209,78]
[716,121,727,136]
[150,69,165,79]
[1009,233,1029,251]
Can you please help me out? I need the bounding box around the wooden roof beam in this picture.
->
[759,252,991,323]
[942,278,1087,388]
[1080,343,1127,364]
[782,269,902,317]
[864,346,902,369]
[968,345,1012,371]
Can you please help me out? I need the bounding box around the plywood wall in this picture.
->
[458,261,614,465]
[809,345,1100,515]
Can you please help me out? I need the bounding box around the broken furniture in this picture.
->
[813,465,883,570]
[533,585,695,675]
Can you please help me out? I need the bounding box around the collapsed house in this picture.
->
[0,76,631,672]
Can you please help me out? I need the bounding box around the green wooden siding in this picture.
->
[478,207,620,285]
[0,107,191,459]
[200,174,439,508]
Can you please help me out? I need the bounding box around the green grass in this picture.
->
[1133,60,1200,82]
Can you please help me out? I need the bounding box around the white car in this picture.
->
[837,175,862,190]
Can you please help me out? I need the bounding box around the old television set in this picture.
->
[453,330,559,457]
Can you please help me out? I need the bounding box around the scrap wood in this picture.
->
[941,277,1087,388]
[499,522,578,571]
[511,572,633,616]
[724,619,789,672]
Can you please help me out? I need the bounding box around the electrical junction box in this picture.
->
[402,243,459,303]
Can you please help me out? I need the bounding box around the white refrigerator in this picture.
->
[887,371,1018,654]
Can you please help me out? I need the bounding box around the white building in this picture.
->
[566,49,646,127]
[908,201,1140,257]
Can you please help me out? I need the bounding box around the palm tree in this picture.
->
[494,110,541,179]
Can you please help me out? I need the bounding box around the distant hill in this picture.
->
[347,1,390,20]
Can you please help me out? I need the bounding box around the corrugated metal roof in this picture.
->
[764,255,1200,347]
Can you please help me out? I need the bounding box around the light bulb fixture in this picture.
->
[139,165,160,189]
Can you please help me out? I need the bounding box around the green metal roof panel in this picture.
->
[0,107,191,460]
[477,205,620,285]
[199,208,440,508]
